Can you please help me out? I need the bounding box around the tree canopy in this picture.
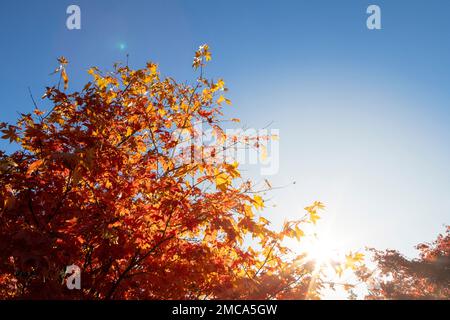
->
[0,46,331,299]
[358,227,449,300]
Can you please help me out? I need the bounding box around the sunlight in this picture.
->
[284,227,349,273]
[288,232,351,299]
[301,235,339,266]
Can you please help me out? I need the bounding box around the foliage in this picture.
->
[0,46,329,299]
[358,227,449,300]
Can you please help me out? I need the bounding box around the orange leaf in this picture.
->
[61,69,69,90]
[26,159,44,177]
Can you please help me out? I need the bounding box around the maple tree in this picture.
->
[0,46,334,299]
[357,227,449,299]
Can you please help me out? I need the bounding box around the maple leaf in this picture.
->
[345,252,365,270]
[215,171,231,192]
[294,226,305,241]
[61,69,69,90]
[1,126,19,143]
[253,195,264,210]
[57,56,68,65]
[309,211,321,225]
[216,95,225,104]
[26,159,44,177]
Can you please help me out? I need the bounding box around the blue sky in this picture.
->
[1,0,449,258]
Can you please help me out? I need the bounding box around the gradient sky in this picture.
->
[1,0,449,258]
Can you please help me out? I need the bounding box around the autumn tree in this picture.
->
[357,227,449,300]
[0,46,332,299]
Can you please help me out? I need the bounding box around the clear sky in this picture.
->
[1,0,449,258]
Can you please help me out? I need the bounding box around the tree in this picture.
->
[358,227,449,300]
[0,46,328,299]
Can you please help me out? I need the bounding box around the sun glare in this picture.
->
[285,232,350,299]
[285,230,347,271]
[301,236,338,265]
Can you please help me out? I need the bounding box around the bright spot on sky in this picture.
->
[285,232,346,272]
[300,235,341,266]
[118,43,127,51]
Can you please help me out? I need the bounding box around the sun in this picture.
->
[300,235,340,266]
[299,237,336,264]
[285,231,346,270]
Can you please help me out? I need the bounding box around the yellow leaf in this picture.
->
[260,144,267,161]
[335,265,344,277]
[202,88,212,101]
[258,216,270,225]
[314,201,325,210]
[224,162,240,178]
[217,95,225,104]
[158,108,167,117]
[126,127,133,137]
[294,226,304,241]
[216,79,225,90]
[345,252,365,270]
[309,211,320,224]
[137,141,147,153]
[345,252,364,270]
[353,252,365,262]
[253,195,264,210]
[215,170,231,192]
[147,62,158,75]
[244,205,254,219]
